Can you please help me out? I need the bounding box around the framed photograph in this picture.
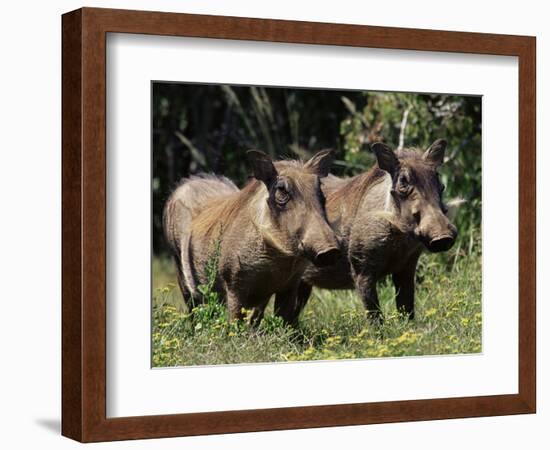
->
[62,7,536,442]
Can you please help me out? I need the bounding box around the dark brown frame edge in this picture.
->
[62,7,536,442]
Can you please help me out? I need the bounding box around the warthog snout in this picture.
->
[302,220,340,268]
[427,235,455,253]
[313,247,341,267]
[426,222,457,253]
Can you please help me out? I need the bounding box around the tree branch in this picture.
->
[397,106,412,151]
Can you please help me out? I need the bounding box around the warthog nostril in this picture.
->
[428,236,455,253]
[313,247,341,267]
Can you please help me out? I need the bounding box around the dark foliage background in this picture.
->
[152,83,481,255]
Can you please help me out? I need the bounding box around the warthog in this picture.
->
[283,139,458,323]
[163,150,340,323]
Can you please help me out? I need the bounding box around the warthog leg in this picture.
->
[354,273,382,322]
[274,288,299,327]
[227,291,245,322]
[173,254,195,311]
[295,281,313,321]
[249,300,269,327]
[227,290,270,327]
[392,258,419,320]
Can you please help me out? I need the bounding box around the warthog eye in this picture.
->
[274,186,290,206]
[397,174,411,197]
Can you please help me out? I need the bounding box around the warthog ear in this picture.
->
[304,149,334,178]
[423,139,447,167]
[372,142,399,177]
[247,150,278,188]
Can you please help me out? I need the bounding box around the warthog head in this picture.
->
[247,150,341,267]
[372,139,458,253]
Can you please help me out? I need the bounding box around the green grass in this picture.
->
[152,234,482,367]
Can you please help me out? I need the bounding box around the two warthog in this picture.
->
[163,139,457,324]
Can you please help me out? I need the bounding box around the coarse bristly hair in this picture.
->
[191,159,316,236]
[327,147,438,220]
[327,167,386,212]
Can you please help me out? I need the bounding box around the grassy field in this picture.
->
[152,234,482,367]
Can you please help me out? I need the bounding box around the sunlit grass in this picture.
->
[152,232,482,367]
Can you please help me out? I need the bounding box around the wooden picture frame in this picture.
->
[62,7,536,442]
